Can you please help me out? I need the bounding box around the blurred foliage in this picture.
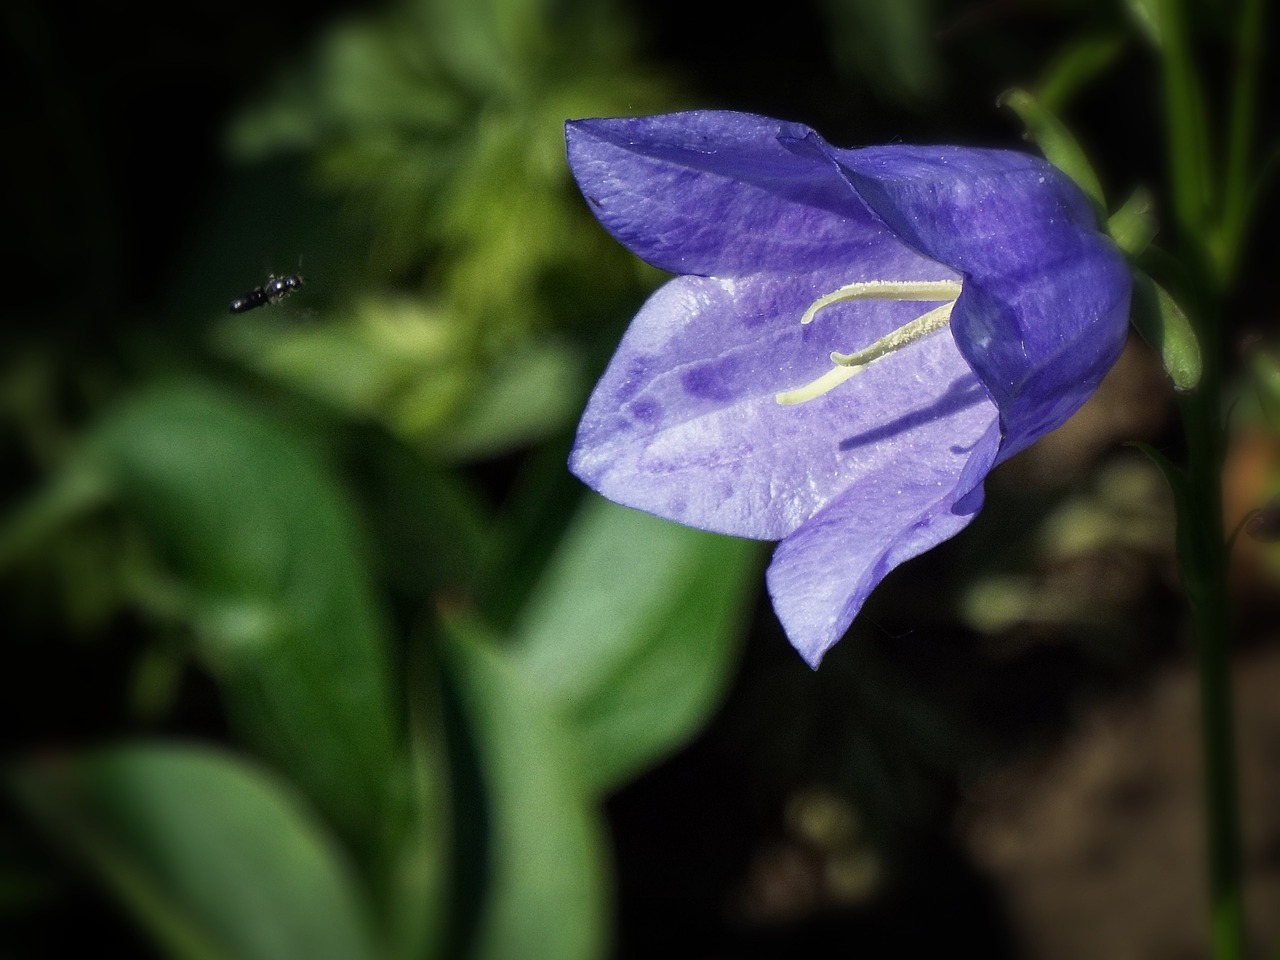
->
[11,746,380,960]
[219,0,676,457]
[816,0,943,107]
[2,0,763,955]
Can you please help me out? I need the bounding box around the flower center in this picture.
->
[775,279,963,406]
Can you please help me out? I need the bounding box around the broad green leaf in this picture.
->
[509,496,761,792]
[341,428,491,600]
[433,340,584,459]
[442,624,609,960]
[1129,269,1203,391]
[998,87,1107,219]
[11,745,377,960]
[83,384,398,849]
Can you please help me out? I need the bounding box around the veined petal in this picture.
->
[821,144,1132,459]
[570,272,997,540]
[566,112,900,276]
[767,417,999,667]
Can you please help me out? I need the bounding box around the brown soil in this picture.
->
[959,644,1280,959]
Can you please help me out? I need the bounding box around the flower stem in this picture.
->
[1156,0,1213,238]
[1221,0,1266,278]
[1178,372,1245,960]
[1156,0,1250,951]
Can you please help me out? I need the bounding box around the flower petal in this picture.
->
[570,272,997,541]
[766,421,1000,667]
[566,112,900,276]
[825,145,1132,459]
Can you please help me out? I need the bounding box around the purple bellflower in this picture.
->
[566,111,1131,667]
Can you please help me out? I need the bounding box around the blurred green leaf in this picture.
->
[220,300,585,457]
[83,384,398,850]
[1129,269,1203,391]
[442,623,610,960]
[818,0,942,105]
[1245,347,1280,430]
[509,496,761,792]
[469,435,583,630]
[382,704,452,960]
[340,429,491,600]
[434,339,583,459]
[998,87,1107,219]
[1108,187,1158,256]
[230,0,673,322]
[0,456,108,574]
[1035,34,1127,113]
[11,745,378,960]
[223,0,673,459]
[1124,0,1161,45]
[218,297,473,449]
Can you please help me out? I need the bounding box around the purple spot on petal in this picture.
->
[681,357,741,400]
[616,356,651,402]
[628,398,661,424]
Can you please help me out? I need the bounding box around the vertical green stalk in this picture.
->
[1221,0,1266,278]
[1178,364,1244,960]
[1156,0,1248,956]
[1156,0,1214,237]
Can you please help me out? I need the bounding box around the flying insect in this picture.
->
[229,272,305,313]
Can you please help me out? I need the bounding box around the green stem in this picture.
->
[1156,0,1214,237]
[1157,1,1248,952]
[1178,370,1245,960]
[1220,0,1266,277]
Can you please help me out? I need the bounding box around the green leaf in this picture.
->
[84,384,398,849]
[816,0,943,105]
[217,297,472,447]
[382,712,452,960]
[1248,348,1280,428]
[1129,269,1203,391]
[1125,0,1161,45]
[0,466,108,574]
[11,745,378,960]
[998,87,1107,219]
[434,340,585,460]
[219,297,585,460]
[1107,187,1159,257]
[1035,34,1127,113]
[509,496,761,792]
[442,624,610,960]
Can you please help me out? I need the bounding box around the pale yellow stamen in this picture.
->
[800,279,963,325]
[776,279,962,406]
[829,301,956,366]
[776,363,865,406]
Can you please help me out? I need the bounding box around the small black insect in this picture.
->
[229,272,305,313]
